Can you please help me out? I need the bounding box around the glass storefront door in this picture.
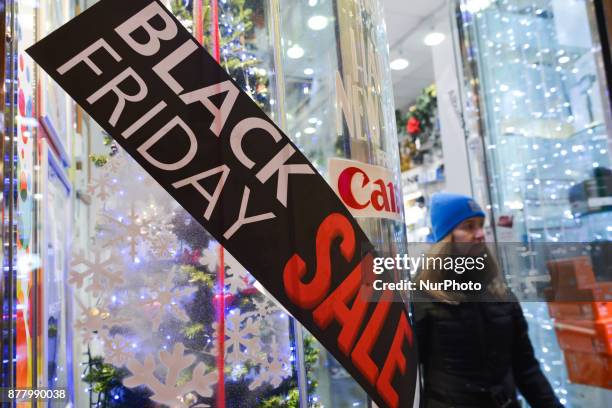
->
[456,0,612,406]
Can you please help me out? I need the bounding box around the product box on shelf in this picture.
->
[543,282,612,302]
[548,301,612,320]
[568,168,612,217]
[546,256,596,290]
[554,319,612,354]
[563,350,612,390]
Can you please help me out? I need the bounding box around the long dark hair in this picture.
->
[414,234,508,303]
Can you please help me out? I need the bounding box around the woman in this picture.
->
[413,193,563,408]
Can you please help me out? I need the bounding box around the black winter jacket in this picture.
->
[413,296,564,408]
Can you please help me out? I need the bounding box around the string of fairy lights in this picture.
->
[460,1,611,406]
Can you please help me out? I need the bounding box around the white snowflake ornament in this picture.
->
[252,296,275,319]
[69,249,123,297]
[99,204,148,260]
[249,337,292,390]
[212,311,261,365]
[141,273,198,332]
[100,334,134,366]
[123,343,217,407]
[198,247,219,271]
[87,172,119,201]
[225,263,250,293]
[73,302,128,345]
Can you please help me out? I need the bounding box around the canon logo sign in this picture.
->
[330,158,401,221]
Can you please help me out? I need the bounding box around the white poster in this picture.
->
[329,158,401,221]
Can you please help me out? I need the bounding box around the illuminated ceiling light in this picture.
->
[287,44,304,59]
[464,0,492,13]
[424,32,445,46]
[303,68,314,75]
[558,56,570,64]
[308,117,318,124]
[308,0,318,6]
[390,58,409,70]
[304,127,316,134]
[308,15,328,31]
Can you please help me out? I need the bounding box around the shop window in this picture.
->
[1,0,406,406]
[457,0,612,405]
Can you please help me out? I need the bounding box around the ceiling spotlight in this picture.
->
[390,58,409,71]
[304,127,316,134]
[287,44,304,59]
[424,32,445,46]
[303,68,314,75]
[308,15,328,31]
[464,0,492,13]
[558,56,570,64]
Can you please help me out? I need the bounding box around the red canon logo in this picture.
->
[337,166,400,214]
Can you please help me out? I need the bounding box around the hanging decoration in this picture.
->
[398,84,439,170]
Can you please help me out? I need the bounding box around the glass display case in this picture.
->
[456,0,612,406]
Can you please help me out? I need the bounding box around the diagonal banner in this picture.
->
[27,1,417,406]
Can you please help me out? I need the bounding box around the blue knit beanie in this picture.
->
[430,193,485,242]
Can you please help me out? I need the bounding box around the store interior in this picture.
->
[387,0,612,406]
[383,0,450,243]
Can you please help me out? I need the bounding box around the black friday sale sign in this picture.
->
[27,1,417,406]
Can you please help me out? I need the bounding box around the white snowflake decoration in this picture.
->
[99,204,149,260]
[100,333,134,366]
[225,263,250,293]
[79,147,298,399]
[141,204,179,259]
[149,229,179,259]
[100,149,155,190]
[69,249,123,297]
[248,337,292,390]
[73,302,129,345]
[198,247,219,271]
[98,197,179,261]
[252,296,276,319]
[141,273,198,332]
[212,311,261,365]
[123,343,217,407]
[87,171,119,200]
[199,249,252,293]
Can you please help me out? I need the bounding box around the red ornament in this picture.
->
[180,248,202,265]
[406,117,421,134]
